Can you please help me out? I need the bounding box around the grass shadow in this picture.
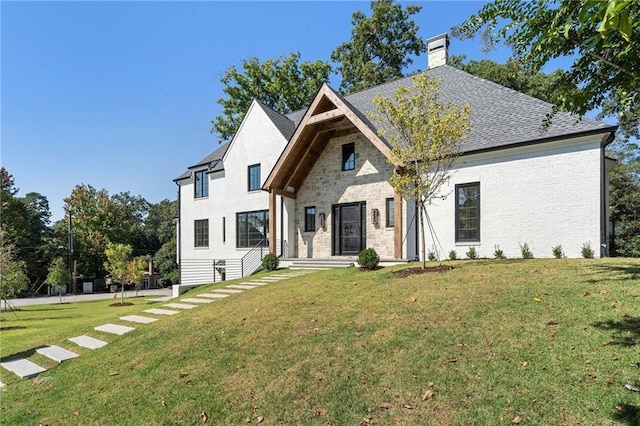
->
[592,316,640,347]
[612,404,640,425]
[0,346,46,362]
[590,263,640,281]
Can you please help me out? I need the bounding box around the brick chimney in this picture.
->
[427,33,449,69]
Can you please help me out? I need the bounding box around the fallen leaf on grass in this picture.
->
[179,372,189,378]
[624,383,640,392]
[109,372,119,376]
[533,298,541,303]
[610,302,617,309]
[411,297,417,302]
[360,416,373,425]
[378,402,392,410]
[402,404,413,409]
[447,357,458,363]
[546,321,558,327]
[256,416,264,423]
[428,381,434,387]
[200,410,208,423]
[584,291,591,296]
[512,415,522,424]
[520,361,529,367]
[422,390,434,400]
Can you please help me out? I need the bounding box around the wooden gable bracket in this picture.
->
[307,108,344,125]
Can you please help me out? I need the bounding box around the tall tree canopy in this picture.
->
[211,52,332,141]
[331,0,426,94]
[452,0,639,139]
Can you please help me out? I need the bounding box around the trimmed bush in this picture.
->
[552,245,565,259]
[448,250,457,261]
[428,250,437,262]
[466,246,478,259]
[581,242,595,259]
[493,245,506,259]
[261,253,279,271]
[358,248,380,270]
[520,242,534,259]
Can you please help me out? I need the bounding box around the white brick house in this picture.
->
[175,34,616,285]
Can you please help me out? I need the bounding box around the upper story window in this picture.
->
[194,219,209,248]
[342,143,355,171]
[248,164,261,191]
[386,198,394,228]
[194,170,208,198]
[455,182,480,242]
[304,206,316,232]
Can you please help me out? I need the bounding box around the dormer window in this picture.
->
[194,170,208,198]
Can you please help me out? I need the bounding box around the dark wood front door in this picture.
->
[332,202,366,255]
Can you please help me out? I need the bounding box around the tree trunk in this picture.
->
[419,202,426,269]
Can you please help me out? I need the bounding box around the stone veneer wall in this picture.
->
[294,133,396,258]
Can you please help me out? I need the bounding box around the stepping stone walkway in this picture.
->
[164,303,198,309]
[120,315,158,324]
[144,308,180,316]
[36,345,79,363]
[95,323,135,335]
[1,270,314,384]
[0,359,46,379]
[181,298,214,304]
[69,335,108,349]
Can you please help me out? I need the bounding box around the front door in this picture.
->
[332,202,366,255]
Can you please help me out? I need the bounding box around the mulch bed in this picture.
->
[109,302,134,307]
[391,264,454,278]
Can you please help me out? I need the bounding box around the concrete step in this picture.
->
[0,358,47,379]
[144,308,180,316]
[69,335,108,349]
[36,345,79,363]
[120,315,158,324]
[95,323,135,335]
[181,298,214,304]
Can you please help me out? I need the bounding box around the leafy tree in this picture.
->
[154,235,177,286]
[609,161,640,256]
[145,199,177,250]
[211,52,332,141]
[112,191,151,254]
[331,0,426,94]
[46,257,69,304]
[452,0,639,138]
[104,242,146,304]
[0,231,29,308]
[369,73,472,268]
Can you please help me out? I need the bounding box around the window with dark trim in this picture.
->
[194,219,209,248]
[236,210,268,248]
[222,217,226,243]
[385,198,395,228]
[342,142,355,171]
[194,170,208,198]
[304,206,316,232]
[455,182,480,242]
[248,164,261,191]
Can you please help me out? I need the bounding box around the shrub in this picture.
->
[448,250,457,260]
[520,242,534,259]
[581,241,595,259]
[552,245,565,259]
[493,245,506,259]
[428,250,437,262]
[261,253,279,271]
[358,248,380,270]
[466,246,478,259]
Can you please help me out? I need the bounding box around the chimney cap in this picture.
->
[427,33,449,50]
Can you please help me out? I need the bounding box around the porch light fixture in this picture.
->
[371,208,380,226]
[319,212,326,228]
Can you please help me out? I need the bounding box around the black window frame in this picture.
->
[455,182,480,243]
[194,170,208,199]
[342,142,355,171]
[222,217,226,243]
[385,198,395,228]
[304,206,316,232]
[236,209,269,248]
[194,219,209,248]
[248,164,261,192]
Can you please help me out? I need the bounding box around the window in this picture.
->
[455,182,480,242]
[236,210,268,248]
[386,198,394,228]
[248,164,261,191]
[304,206,316,232]
[342,142,355,171]
[194,170,208,198]
[194,219,209,248]
[222,217,226,243]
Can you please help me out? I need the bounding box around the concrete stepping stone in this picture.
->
[69,335,108,349]
[144,308,180,316]
[120,315,158,324]
[0,358,46,379]
[36,345,79,363]
[244,281,269,286]
[226,284,257,290]
[148,296,173,302]
[197,293,231,298]
[181,298,213,304]
[212,289,242,294]
[94,323,135,335]
[164,303,198,309]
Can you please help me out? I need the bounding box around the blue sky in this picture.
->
[2,1,517,222]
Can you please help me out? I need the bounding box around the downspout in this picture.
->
[600,131,616,257]
[175,181,181,284]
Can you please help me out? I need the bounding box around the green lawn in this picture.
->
[1,259,639,425]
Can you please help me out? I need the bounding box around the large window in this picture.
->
[194,219,209,248]
[194,170,208,198]
[386,198,394,228]
[455,182,480,242]
[236,210,268,248]
[248,164,261,191]
[305,206,316,232]
[342,142,355,171]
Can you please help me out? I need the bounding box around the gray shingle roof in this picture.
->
[344,65,615,153]
[174,142,229,182]
[255,100,296,140]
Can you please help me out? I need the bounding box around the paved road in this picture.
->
[5,289,173,307]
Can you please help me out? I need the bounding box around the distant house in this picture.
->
[175,34,616,286]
